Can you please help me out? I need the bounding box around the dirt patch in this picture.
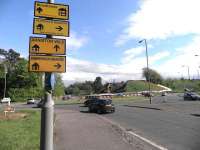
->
[0,112,28,120]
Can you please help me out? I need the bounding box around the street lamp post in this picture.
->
[3,64,7,98]
[139,39,151,104]
[182,65,190,80]
[194,55,200,79]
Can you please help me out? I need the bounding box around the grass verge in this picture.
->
[0,110,40,150]
[112,96,148,104]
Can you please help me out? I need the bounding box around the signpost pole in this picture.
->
[40,0,54,150]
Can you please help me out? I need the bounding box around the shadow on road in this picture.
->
[123,105,162,110]
[190,114,200,117]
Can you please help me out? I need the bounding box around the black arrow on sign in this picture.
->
[37,7,43,13]
[56,26,63,31]
[54,45,60,52]
[54,63,61,69]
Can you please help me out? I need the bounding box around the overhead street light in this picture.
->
[182,65,190,80]
[139,39,152,104]
[194,55,200,79]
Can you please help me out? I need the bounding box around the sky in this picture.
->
[1,0,200,85]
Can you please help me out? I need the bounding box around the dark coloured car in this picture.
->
[87,99,115,114]
[84,97,98,107]
[184,92,200,100]
[37,99,44,107]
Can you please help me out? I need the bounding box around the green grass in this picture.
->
[112,96,148,104]
[163,79,200,92]
[55,98,84,105]
[125,80,164,92]
[0,110,40,150]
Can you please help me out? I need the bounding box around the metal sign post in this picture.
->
[40,1,54,150]
[29,0,69,149]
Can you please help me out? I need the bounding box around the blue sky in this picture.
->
[1,0,200,84]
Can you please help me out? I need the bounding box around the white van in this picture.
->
[1,97,11,105]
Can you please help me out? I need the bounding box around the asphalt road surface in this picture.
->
[103,94,200,150]
[3,93,200,150]
[55,93,200,150]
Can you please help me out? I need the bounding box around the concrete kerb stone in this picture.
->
[99,116,167,150]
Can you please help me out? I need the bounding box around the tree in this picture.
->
[54,74,65,97]
[142,68,163,84]
[93,76,103,93]
[0,48,44,101]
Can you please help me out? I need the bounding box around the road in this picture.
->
[104,94,200,150]
[3,93,200,150]
[55,93,200,150]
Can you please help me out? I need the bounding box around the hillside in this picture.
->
[124,80,166,92]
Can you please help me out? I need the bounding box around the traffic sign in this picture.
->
[34,1,69,20]
[33,18,69,37]
[29,55,66,72]
[29,37,66,55]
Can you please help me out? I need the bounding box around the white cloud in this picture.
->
[122,46,145,63]
[150,51,170,63]
[62,47,170,85]
[156,36,200,78]
[116,0,200,45]
[55,32,88,51]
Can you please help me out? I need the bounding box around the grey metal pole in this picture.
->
[187,66,190,80]
[40,0,54,150]
[3,65,7,98]
[144,39,152,104]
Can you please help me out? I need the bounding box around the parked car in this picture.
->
[27,98,36,104]
[84,97,98,107]
[161,92,167,96]
[184,92,200,100]
[87,98,115,114]
[37,99,44,108]
[142,91,153,97]
[1,97,11,104]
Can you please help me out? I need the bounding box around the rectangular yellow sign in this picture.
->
[29,37,66,55]
[33,18,69,37]
[29,55,66,72]
[34,1,69,20]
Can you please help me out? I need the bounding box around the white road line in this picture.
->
[128,131,168,150]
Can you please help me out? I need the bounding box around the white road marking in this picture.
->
[128,131,168,150]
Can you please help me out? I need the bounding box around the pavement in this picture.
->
[54,109,156,150]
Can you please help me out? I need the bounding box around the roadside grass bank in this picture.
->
[0,110,40,150]
[55,96,148,105]
[112,96,148,104]
[55,98,83,105]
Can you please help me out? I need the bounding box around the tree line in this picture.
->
[0,49,65,102]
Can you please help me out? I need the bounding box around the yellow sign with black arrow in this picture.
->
[34,1,69,20]
[33,18,69,37]
[29,55,66,72]
[29,37,66,55]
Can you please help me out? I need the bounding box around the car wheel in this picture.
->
[88,107,92,112]
[97,109,102,114]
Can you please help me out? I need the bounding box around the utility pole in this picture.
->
[3,64,7,98]
[40,0,55,150]
[139,39,151,104]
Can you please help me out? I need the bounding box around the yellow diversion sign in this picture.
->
[29,37,66,55]
[33,18,69,37]
[34,1,69,20]
[29,55,66,72]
